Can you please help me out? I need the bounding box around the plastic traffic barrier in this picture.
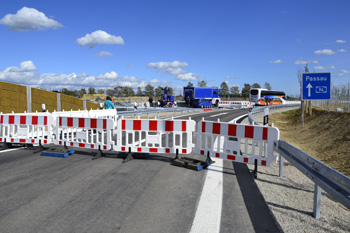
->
[194,119,279,167]
[115,116,196,155]
[54,116,114,151]
[0,114,54,145]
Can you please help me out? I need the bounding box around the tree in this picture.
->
[264,82,272,90]
[98,88,105,94]
[88,87,96,94]
[220,81,229,97]
[155,86,163,97]
[241,84,251,99]
[137,87,142,96]
[252,83,261,88]
[197,80,207,87]
[230,85,240,97]
[106,88,114,96]
[145,84,154,97]
[79,88,87,98]
[187,82,194,87]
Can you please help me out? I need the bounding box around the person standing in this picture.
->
[148,96,153,107]
[104,96,115,109]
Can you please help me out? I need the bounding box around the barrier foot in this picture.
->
[123,148,134,163]
[92,146,104,160]
[206,151,215,164]
[33,140,45,153]
[172,157,211,171]
[253,159,258,179]
[174,149,181,160]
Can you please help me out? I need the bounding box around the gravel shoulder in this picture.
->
[241,107,350,233]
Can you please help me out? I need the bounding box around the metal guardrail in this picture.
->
[247,102,350,218]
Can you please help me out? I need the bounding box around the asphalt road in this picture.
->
[0,108,281,233]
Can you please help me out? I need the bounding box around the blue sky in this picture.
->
[1,0,350,97]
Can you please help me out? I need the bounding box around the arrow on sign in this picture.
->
[306,83,313,97]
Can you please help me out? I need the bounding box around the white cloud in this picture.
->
[294,60,318,65]
[176,72,198,81]
[340,70,350,74]
[269,59,283,64]
[338,49,346,53]
[76,30,124,48]
[314,66,325,70]
[314,49,336,55]
[147,60,198,81]
[329,65,336,69]
[0,7,62,31]
[146,61,188,69]
[94,51,114,57]
[5,60,38,72]
[336,40,346,43]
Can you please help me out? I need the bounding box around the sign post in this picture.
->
[301,72,331,125]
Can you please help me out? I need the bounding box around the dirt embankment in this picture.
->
[269,107,350,177]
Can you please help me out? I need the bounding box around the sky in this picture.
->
[1,0,350,97]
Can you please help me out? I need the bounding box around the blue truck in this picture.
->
[183,87,221,107]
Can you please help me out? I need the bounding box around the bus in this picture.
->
[249,88,286,106]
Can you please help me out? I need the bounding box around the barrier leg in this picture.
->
[206,151,214,164]
[253,159,258,179]
[33,140,45,153]
[92,145,104,160]
[123,147,134,163]
[174,149,180,160]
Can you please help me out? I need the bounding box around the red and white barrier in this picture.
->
[218,101,255,109]
[0,114,54,145]
[194,120,279,166]
[54,116,114,150]
[115,116,196,154]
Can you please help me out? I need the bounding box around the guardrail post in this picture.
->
[313,184,322,219]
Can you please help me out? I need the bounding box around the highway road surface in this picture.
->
[0,108,282,233]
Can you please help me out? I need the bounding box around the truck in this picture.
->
[158,86,175,107]
[183,87,221,107]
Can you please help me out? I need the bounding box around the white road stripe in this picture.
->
[190,158,223,233]
[0,148,21,153]
[210,112,228,118]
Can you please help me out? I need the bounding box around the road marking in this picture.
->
[0,148,21,153]
[190,158,223,233]
[210,112,228,117]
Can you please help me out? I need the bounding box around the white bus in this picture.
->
[249,88,286,106]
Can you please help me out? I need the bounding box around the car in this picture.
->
[192,98,212,108]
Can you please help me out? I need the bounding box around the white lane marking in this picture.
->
[210,112,228,118]
[0,148,21,153]
[190,158,223,233]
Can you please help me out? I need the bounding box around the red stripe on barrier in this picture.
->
[67,118,73,127]
[122,120,126,130]
[149,120,157,131]
[0,138,2,142]
[20,116,26,125]
[32,116,38,125]
[0,115,3,124]
[137,147,142,152]
[79,143,85,148]
[202,122,206,133]
[244,126,254,138]
[182,121,186,132]
[121,147,126,151]
[200,150,204,155]
[44,116,47,125]
[20,139,25,143]
[182,149,187,154]
[263,128,268,140]
[59,117,62,126]
[213,123,221,134]
[261,160,267,166]
[215,153,220,158]
[165,121,174,131]
[244,158,248,163]
[227,155,236,160]
[103,119,107,129]
[91,145,94,149]
[9,115,14,124]
[31,139,35,143]
[71,142,74,146]
[166,148,170,153]
[91,119,97,129]
[44,140,47,144]
[149,148,158,153]
[103,146,107,150]
[11,139,14,142]
[228,124,237,136]
[59,141,62,145]
[133,120,141,131]
[79,118,85,128]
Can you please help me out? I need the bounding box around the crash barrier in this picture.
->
[54,116,114,150]
[0,114,54,145]
[115,116,196,154]
[194,119,279,167]
[218,101,255,109]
